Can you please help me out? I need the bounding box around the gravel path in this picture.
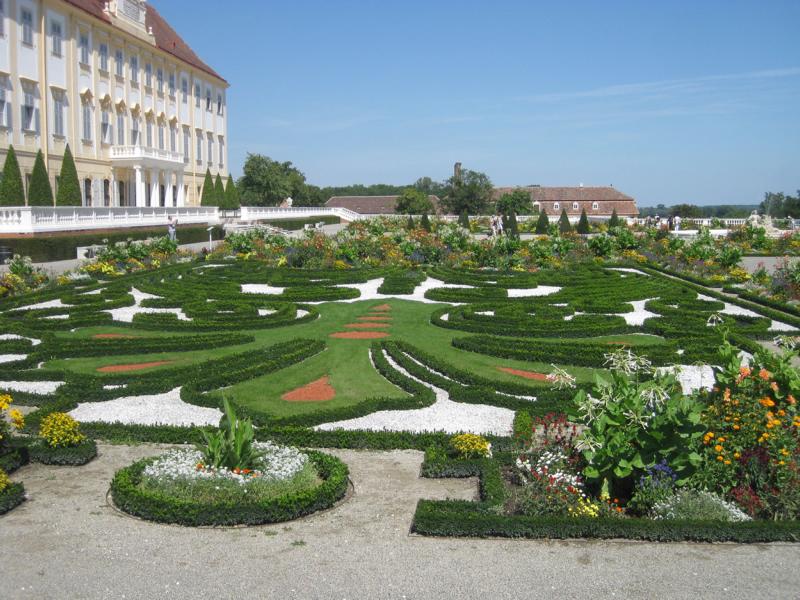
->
[0,444,797,600]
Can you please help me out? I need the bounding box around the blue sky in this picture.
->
[157,1,800,206]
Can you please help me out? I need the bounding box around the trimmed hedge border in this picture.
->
[0,445,30,474]
[0,482,25,515]
[411,453,800,543]
[28,439,98,466]
[110,450,349,527]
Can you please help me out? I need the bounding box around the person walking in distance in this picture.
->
[168,216,177,242]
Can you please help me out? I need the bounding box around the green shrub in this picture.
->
[29,438,97,466]
[558,209,572,233]
[0,145,24,205]
[576,209,590,234]
[534,210,549,234]
[200,169,217,206]
[56,144,81,206]
[28,150,53,206]
[0,481,25,515]
[223,174,240,210]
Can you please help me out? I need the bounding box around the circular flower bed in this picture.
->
[110,442,349,526]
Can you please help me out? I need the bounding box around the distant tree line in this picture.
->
[759,191,800,218]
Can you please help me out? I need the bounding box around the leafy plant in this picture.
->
[197,398,258,470]
[570,349,705,495]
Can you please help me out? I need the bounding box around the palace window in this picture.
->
[99,44,108,71]
[217,93,223,115]
[553,202,560,210]
[168,73,176,97]
[51,21,62,57]
[183,128,190,163]
[146,119,153,147]
[83,178,92,206]
[156,68,164,93]
[572,202,579,210]
[181,78,188,103]
[116,111,125,145]
[0,86,8,129]
[196,130,202,164]
[79,33,90,65]
[20,8,33,46]
[21,92,35,131]
[53,92,65,136]
[131,117,139,145]
[82,102,93,141]
[144,63,152,87]
[115,50,124,77]
[219,137,224,167]
[0,1,5,38]
[130,56,139,83]
[205,89,212,111]
[194,83,200,108]
[158,122,164,150]
[170,124,176,152]
[101,108,112,143]
[207,135,213,164]
[592,202,599,210]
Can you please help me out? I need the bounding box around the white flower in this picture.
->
[603,348,652,376]
[546,364,576,390]
[706,313,724,327]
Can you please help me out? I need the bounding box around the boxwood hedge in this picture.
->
[0,482,25,515]
[110,450,349,526]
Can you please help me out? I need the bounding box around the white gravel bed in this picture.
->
[475,310,495,316]
[607,268,650,276]
[507,286,562,297]
[102,384,127,390]
[697,293,797,331]
[0,334,41,346]
[296,309,310,319]
[440,313,449,321]
[42,314,70,320]
[657,365,716,395]
[69,387,223,427]
[315,351,514,435]
[564,299,660,326]
[104,287,191,323]
[300,277,469,305]
[7,298,72,312]
[0,354,27,364]
[242,284,285,295]
[0,380,63,394]
[80,288,104,296]
[258,308,277,316]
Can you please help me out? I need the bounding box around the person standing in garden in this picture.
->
[167,216,177,242]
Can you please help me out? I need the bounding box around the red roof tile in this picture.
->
[62,0,225,83]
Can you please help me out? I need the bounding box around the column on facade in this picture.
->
[110,169,117,207]
[135,166,146,207]
[176,171,185,207]
[150,169,160,208]
[164,170,174,208]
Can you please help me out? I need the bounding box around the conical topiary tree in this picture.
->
[214,174,225,206]
[406,215,415,230]
[223,174,240,210]
[200,169,217,206]
[458,209,469,228]
[576,209,590,234]
[420,213,431,232]
[56,144,81,206]
[28,150,53,206]
[534,210,550,234]
[0,145,25,206]
[558,209,572,233]
[508,212,519,238]
[609,208,620,228]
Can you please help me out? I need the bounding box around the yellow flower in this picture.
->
[39,413,85,448]
[0,394,12,411]
[0,468,9,493]
[8,409,24,430]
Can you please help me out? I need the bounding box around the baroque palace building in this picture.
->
[0,0,227,207]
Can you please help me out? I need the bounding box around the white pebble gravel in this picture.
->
[69,387,223,427]
[657,365,716,395]
[0,334,41,346]
[7,299,72,312]
[0,354,27,364]
[0,380,63,394]
[697,293,797,332]
[242,284,285,295]
[104,287,191,323]
[315,351,514,435]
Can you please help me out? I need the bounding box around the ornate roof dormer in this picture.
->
[107,0,151,35]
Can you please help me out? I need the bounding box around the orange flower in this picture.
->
[758,369,771,381]
[770,382,779,393]
[788,395,796,405]
[739,367,751,378]
[714,445,723,452]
